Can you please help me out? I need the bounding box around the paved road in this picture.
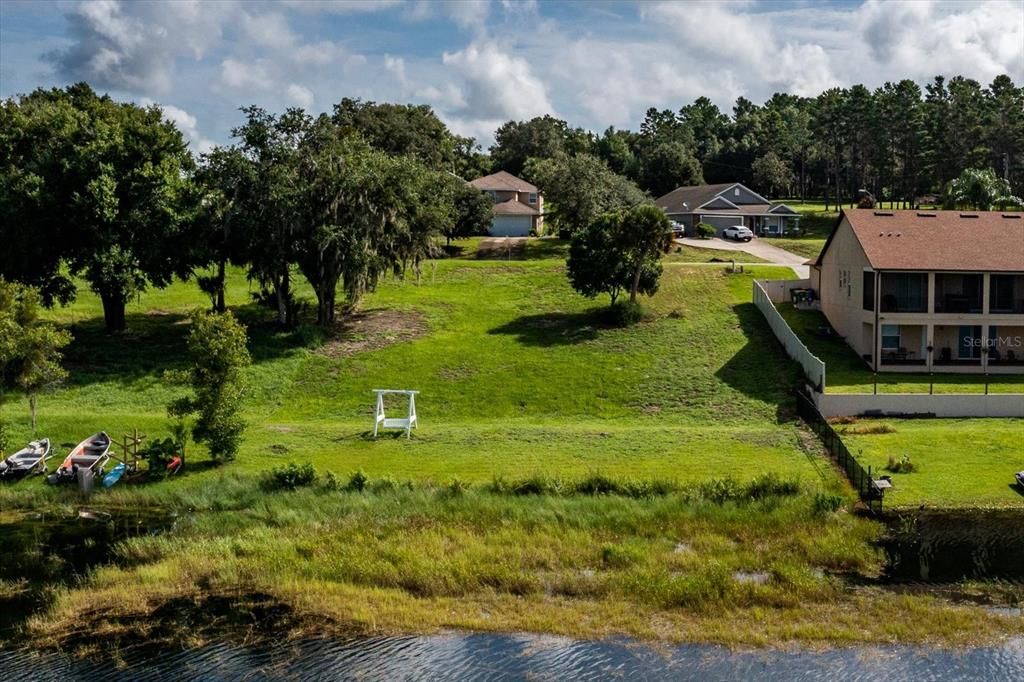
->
[677,237,810,278]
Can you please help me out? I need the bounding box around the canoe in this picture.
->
[102,461,127,488]
[1016,471,1024,488]
[48,433,111,484]
[0,439,51,481]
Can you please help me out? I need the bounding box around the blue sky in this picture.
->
[2,0,1022,153]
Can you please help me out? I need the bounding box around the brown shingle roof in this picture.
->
[819,209,1024,272]
[469,170,538,193]
[493,198,539,216]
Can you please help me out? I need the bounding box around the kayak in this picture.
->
[102,462,127,488]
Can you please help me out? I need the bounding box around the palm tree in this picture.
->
[943,168,1022,211]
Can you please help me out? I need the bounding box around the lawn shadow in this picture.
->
[488,308,610,347]
[60,302,330,389]
[715,302,804,422]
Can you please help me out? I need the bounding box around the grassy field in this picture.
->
[1,247,1021,649]
[449,236,767,264]
[838,419,1024,509]
[778,304,1024,394]
[1,258,818,489]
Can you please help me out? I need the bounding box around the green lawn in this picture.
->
[4,250,1023,649]
[448,236,767,264]
[762,237,826,260]
[839,419,1024,508]
[0,258,825,493]
[778,304,1024,394]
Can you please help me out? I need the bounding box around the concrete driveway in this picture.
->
[677,237,810,278]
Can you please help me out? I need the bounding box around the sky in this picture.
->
[1,0,1023,154]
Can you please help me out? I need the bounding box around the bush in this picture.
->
[746,472,800,499]
[697,477,743,503]
[440,477,470,499]
[695,222,716,239]
[812,493,845,515]
[347,469,369,492]
[266,462,317,491]
[142,438,180,478]
[322,471,341,491]
[606,300,644,326]
[886,455,916,473]
[601,544,643,568]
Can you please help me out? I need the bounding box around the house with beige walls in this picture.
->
[810,209,1024,374]
[468,171,543,237]
[654,182,800,237]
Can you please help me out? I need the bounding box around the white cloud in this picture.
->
[141,98,215,154]
[441,42,554,120]
[220,58,272,90]
[293,40,350,66]
[239,10,298,50]
[384,54,407,86]
[286,83,314,109]
[283,0,401,14]
[47,0,235,94]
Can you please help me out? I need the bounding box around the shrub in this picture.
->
[142,438,180,478]
[606,300,644,326]
[695,222,716,239]
[697,477,743,503]
[322,471,341,491]
[813,493,845,516]
[370,476,400,493]
[746,472,800,499]
[886,455,916,473]
[266,462,316,491]
[440,477,470,499]
[842,424,896,435]
[347,469,369,492]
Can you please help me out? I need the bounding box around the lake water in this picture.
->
[2,633,1023,681]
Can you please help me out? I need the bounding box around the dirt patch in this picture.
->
[476,238,528,260]
[317,309,428,359]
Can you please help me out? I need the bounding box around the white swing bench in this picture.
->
[372,389,419,439]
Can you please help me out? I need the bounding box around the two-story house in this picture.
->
[468,171,543,237]
[811,210,1024,374]
[654,182,801,237]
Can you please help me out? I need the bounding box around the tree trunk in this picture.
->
[100,291,127,332]
[29,394,36,436]
[275,269,290,327]
[216,259,226,313]
[630,263,642,304]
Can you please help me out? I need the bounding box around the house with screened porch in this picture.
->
[810,209,1024,374]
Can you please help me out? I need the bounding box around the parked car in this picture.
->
[723,225,753,242]
[669,220,685,237]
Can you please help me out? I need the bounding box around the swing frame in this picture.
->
[372,389,419,439]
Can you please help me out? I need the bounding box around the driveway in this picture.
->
[677,237,810,278]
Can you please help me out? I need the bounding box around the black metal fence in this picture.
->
[795,390,883,514]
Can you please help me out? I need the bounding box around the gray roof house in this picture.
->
[654,182,800,237]
[469,171,544,237]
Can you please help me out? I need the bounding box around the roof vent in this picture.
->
[960,213,979,219]
[874,211,894,217]
[1001,214,1022,219]
[916,212,936,217]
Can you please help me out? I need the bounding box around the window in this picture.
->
[991,275,1024,313]
[880,273,928,312]
[934,273,983,313]
[881,325,900,351]
[863,271,875,311]
[528,192,537,205]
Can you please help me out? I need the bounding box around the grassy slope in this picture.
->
[2,260,822,491]
[778,304,1024,394]
[838,419,1024,508]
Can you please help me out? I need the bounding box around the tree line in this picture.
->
[2,74,1022,332]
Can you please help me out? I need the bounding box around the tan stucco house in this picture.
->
[468,171,543,237]
[810,209,1024,374]
[654,182,800,237]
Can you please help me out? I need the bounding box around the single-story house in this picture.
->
[810,209,1024,374]
[654,182,800,237]
[468,171,544,237]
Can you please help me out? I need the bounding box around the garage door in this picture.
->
[698,215,744,237]
[490,215,532,237]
